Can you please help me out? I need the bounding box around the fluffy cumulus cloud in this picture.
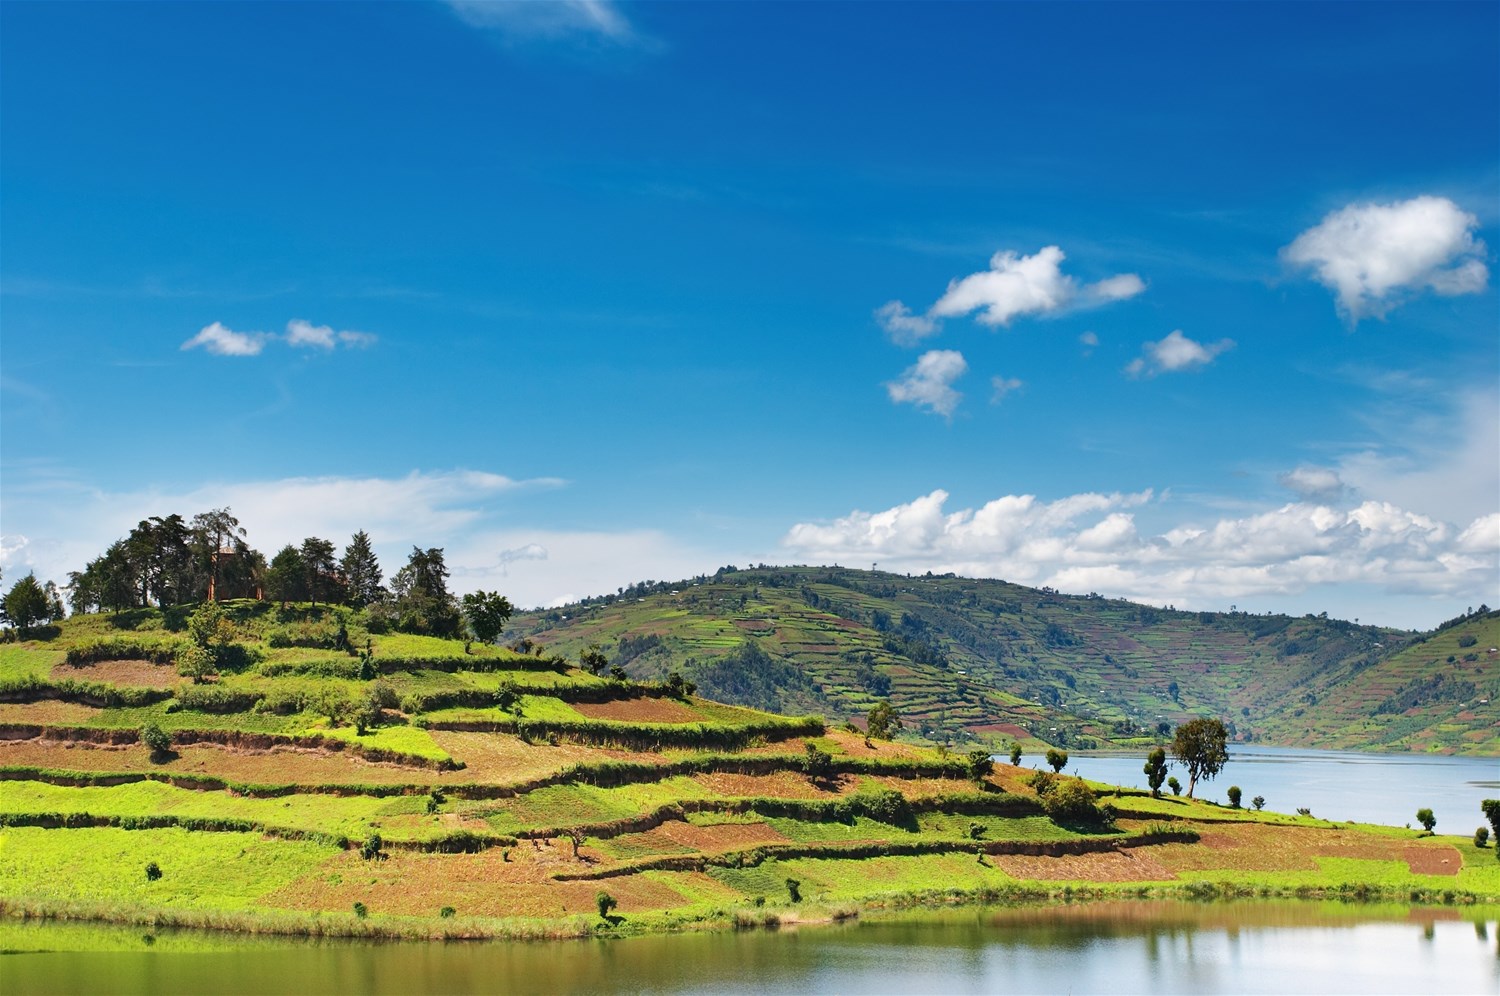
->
[446,0,633,42]
[1282,195,1489,320]
[876,246,1145,344]
[182,320,377,356]
[1125,330,1234,377]
[886,349,968,417]
[781,489,1498,619]
[1279,466,1345,500]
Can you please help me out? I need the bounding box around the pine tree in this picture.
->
[340,531,383,608]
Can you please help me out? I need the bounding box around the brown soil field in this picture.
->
[1148,823,1463,877]
[623,818,788,854]
[263,845,725,918]
[690,770,844,799]
[428,732,649,783]
[968,722,1030,740]
[0,737,455,786]
[994,848,1174,883]
[867,775,979,799]
[0,701,105,725]
[570,698,707,724]
[51,660,184,689]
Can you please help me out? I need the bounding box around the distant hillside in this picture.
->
[510,567,1498,755]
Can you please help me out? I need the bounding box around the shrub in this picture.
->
[1416,808,1436,833]
[785,878,802,903]
[144,861,162,882]
[1025,769,1058,797]
[968,822,986,840]
[1252,795,1266,811]
[1167,776,1182,797]
[595,891,618,920]
[803,743,834,784]
[1475,827,1489,848]
[1227,786,1242,809]
[967,750,995,785]
[1041,779,1107,825]
[140,722,172,757]
[1009,743,1022,766]
[440,906,456,918]
[352,902,368,919]
[360,833,384,861]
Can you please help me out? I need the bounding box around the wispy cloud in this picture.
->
[446,0,636,44]
[990,375,1023,404]
[886,349,967,418]
[1282,195,1488,321]
[1278,466,1346,500]
[876,246,1145,345]
[1125,330,1234,378]
[182,319,378,357]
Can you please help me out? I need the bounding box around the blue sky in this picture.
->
[2,1,1496,628]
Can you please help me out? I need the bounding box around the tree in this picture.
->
[340,531,383,608]
[785,878,802,903]
[1045,748,1069,773]
[265,545,308,607]
[803,743,834,784]
[3,573,51,633]
[461,591,513,646]
[866,700,902,740]
[140,721,173,757]
[1482,800,1500,840]
[300,537,340,607]
[180,601,234,683]
[1167,776,1182,797]
[579,644,609,676]
[1143,747,1168,798]
[1416,808,1436,833]
[595,891,618,920]
[966,749,995,786]
[1009,743,1023,766]
[1252,795,1266,812]
[389,547,460,637]
[1227,785,1242,809]
[1170,718,1229,798]
[190,508,246,602]
[1042,779,1108,826]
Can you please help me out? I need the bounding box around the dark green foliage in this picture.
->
[686,641,823,715]
[144,861,162,882]
[3,573,54,632]
[968,822,986,840]
[1045,748,1068,773]
[803,743,834,783]
[140,721,173,756]
[1143,747,1168,798]
[595,891,618,919]
[1171,718,1229,798]
[1475,827,1489,848]
[1041,779,1110,826]
[1227,785,1242,809]
[1009,743,1022,766]
[1481,800,1500,839]
[462,591,513,646]
[175,685,264,713]
[265,546,308,607]
[352,902,368,919]
[1374,672,1477,716]
[785,878,802,903]
[1416,808,1436,833]
[439,906,456,918]
[866,699,901,740]
[666,671,696,699]
[300,537,341,607]
[340,531,384,609]
[966,750,994,785]
[360,833,384,861]
[1252,795,1266,811]
[579,645,609,676]
[386,547,461,637]
[1167,776,1182,797]
[1025,769,1058,797]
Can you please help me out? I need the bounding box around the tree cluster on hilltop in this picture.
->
[4,510,511,645]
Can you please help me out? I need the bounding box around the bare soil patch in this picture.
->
[0,701,103,725]
[428,732,648,784]
[51,659,183,689]
[651,819,787,851]
[994,848,1174,883]
[1401,844,1461,875]
[570,698,706,724]
[691,770,842,799]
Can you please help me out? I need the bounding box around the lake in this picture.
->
[3,901,1496,995]
[1064,744,1499,829]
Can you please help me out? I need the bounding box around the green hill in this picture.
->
[510,566,1498,755]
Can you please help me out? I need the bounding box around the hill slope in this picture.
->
[510,567,1498,755]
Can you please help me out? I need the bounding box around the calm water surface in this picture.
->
[4,902,1496,995]
[1066,745,1499,828]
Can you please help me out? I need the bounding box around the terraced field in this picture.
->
[511,567,1499,754]
[1,603,1495,940]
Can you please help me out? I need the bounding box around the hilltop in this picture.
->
[510,566,1499,755]
[1,602,1494,939]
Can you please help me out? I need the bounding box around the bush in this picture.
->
[440,906,456,918]
[1025,769,1058,797]
[1227,786,1242,809]
[352,902,368,919]
[1009,743,1022,766]
[785,878,802,903]
[144,861,162,882]
[1475,827,1490,848]
[967,750,995,785]
[1252,795,1266,811]
[1041,779,1107,825]
[1167,776,1182,797]
[140,722,172,756]
[360,833,384,861]
[595,891,618,920]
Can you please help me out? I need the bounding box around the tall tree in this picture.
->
[1171,718,1230,799]
[461,590,513,645]
[2,573,51,632]
[191,508,246,601]
[390,547,460,637]
[265,545,308,607]
[1143,747,1169,798]
[299,537,339,607]
[339,531,383,608]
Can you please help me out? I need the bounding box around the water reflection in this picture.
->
[4,901,1496,996]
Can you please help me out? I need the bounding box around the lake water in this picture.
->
[1064,745,1499,829]
[4,902,1496,995]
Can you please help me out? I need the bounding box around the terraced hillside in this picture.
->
[3,603,1493,939]
[510,567,1498,755]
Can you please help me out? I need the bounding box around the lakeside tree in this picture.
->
[1227,785,1242,809]
[866,699,902,740]
[461,591,513,646]
[1167,776,1182,797]
[1481,800,1500,840]
[1416,808,1436,833]
[595,891,618,920]
[1143,747,1168,798]
[1009,743,1023,766]
[1045,748,1069,773]
[1170,718,1229,798]
[967,749,995,786]
[339,531,383,608]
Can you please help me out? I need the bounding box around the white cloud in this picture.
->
[990,375,1023,404]
[446,0,633,42]
[182,319,377,357]
[1079,330,1099,355]
[285,319,377,350]
[886,350,967,418]
[1282,195,1488,319]
[874,301,940,345]
[782,488,1498,624]
[879,246,1145,344]
[1278,466,1345,500]
[181,322,268,357]
[1125,330,1234,377]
